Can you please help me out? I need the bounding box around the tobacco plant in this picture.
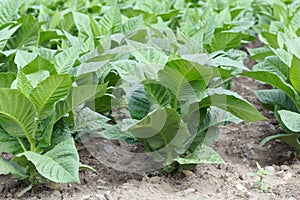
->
[243,0,300,154]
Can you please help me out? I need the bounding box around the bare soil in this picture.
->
[1,41,300,200]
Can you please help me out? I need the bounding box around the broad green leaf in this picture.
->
[7,15,39,50]
[0,157,28,179]
[122,15,145,32]
[0,25,20,50]
[189,107,242,150]
[15,70,33,97]
[98,6,122,35]
[174,144,224,165]
[158,59,216,102]
[277,110,300,132]
[73,12,92,38]
[143,80,172,107]
[0,127,27,154]
[261,32,279,49]
[259,56,289,80]
[212,56,247,70]
[30,75,72,120]
[74,107,110,134]
[0,89,36,143]
[0,72,16,88]
[14,50,37,69]
[242,71,298,107]
[91,123,137,144]
[255,89,298,112]
[111,60,146,82]
[248,47,274,61]
[0,0,18,27]
[54,83,108,123]
[128,85,150,120]
[208,32,241,52]
[290,55,300,93]
[26,70,50,88]
[127,108,191,165]
[23,56,56,75]
[18,138,80,183]
[131,47,168,66]
[54,46,81,74]
[198,89,266,122]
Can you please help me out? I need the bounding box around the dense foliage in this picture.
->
[0,0,298,192]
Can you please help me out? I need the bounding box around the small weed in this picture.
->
[248,162,274,192]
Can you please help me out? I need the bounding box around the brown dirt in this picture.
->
[1,40,300,200]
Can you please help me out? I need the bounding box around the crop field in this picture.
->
[0,0,299,199]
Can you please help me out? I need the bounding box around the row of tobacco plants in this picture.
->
[0,0,298,194]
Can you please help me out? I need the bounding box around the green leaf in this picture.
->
[7,15,40,50]
[158,59,213,102]
[255,89,298,112]
[23,56,56,75]
[208,32,241,52]
[174,144,224,165]
[74,107,110,134]
[98,6,122,35]
[290,55,300,93]
[277,110,300,132]
[0,157,28,179]
[18,138,80,183]
[54,46,81,74]
[248,47,274,61]
[15,70,33,98]
[54,83,108,123]
[0,0,18,27]
[0,25,20,50]
[30,75,72,120]
[0,89,36,143]
[14,50,37,68]
[261,133,300,154]
[73,12,92,38]
[127,108,191,165]
[143,80,172,107]
[261,32,279,49]
[0,72,16,88]
[0,127,27,154]
[128,85,150,120]
[198,89,266,122]
[242,71,298,108]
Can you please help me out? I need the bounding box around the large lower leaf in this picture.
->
[174,144,224,165]
[30,74,72,120]
[127,108,191,165]
[242,71,299,109]
[255,89,298,112]
[0,89,36,145]
[0,157,28,179]
[18,138,80,183]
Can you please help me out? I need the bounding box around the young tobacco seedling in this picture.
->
[248,162,274,192]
